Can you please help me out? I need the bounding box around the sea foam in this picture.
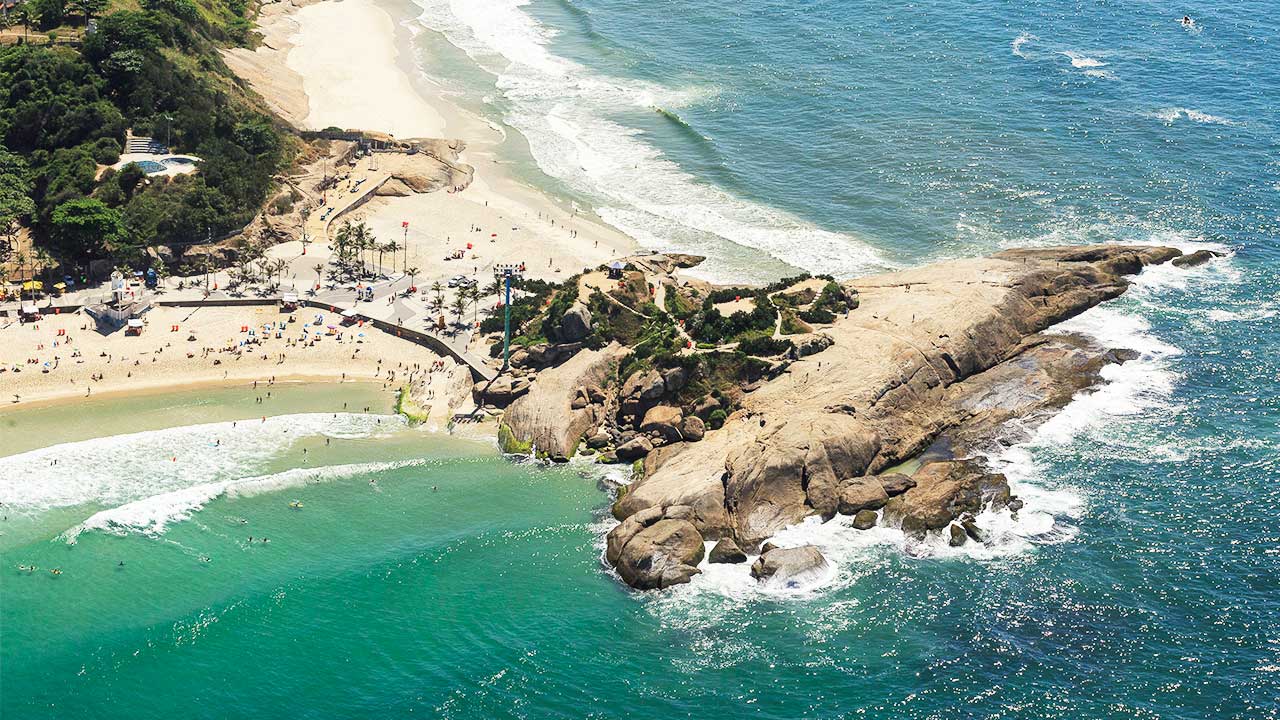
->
[411,0,890,281]
[0,413,405,514]
[1150,107,1238,126]
[60,459,428,541]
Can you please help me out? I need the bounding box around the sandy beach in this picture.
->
[0,305,470,415]
[230,0,636,288]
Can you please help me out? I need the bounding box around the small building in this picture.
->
[607,261,626,279]
[19,302,41,323]
[340,308,360,325]
[281,292,299,311]
[125,318,144,335]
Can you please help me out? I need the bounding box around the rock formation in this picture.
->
[499,344,626,460]
[601,245,1181,587]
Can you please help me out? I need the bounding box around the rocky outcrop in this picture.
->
[559,302,593,342]
[881,460,1010,538]
[500,344,626,460]
[722,414,881,548]
[475,375,531,407]
[606,509,705,589]
[750,545,828,586]
[510,342,584,370]
[1172,249,1222,268]
[602,245,1180,587]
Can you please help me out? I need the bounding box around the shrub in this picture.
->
[799,306,835,324]
[708,409,727,429]
[737,335,792,357]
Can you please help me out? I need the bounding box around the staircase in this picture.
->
[124,134,168,155]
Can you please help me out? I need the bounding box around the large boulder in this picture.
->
[615,435,654,461]
[612,519,705,589]
[620,368,666,415]
[878,473,917,497]
[882,460,1010,538]
[559,302,593,342]
[708,537,747,564]
[749,545,828,587]
[1172,249,1220,268]
[852,509,878,530]
[640,405,684,442]
[680,415,706,442]
[837,477,889,515]
[792,333,835,358]
[476,375,531,407]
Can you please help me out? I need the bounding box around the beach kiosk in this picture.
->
[340,308,360,326]
[126,318,144,336]
[607,261,625,280]
[19,302,41,323]
[281,292,300,311]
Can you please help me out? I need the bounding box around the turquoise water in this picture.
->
[6,0,1280,717]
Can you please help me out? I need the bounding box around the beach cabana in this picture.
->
[19,302,41,322]
[126,318,144,335]
[341,308,360,326]
[281,292,299,311]
[608,261,625,279]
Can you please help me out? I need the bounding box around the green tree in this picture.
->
[73,0,107,27]
[30,0,64,31]
[0,149,34,259]
[49,197,124,257]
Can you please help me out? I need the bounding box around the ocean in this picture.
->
[3,0,1278,717]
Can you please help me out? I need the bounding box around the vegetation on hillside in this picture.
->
[0,0,294,274]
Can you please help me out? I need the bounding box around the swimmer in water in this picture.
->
[50,568,62,575]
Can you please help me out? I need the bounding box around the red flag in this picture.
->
[402,221,409,228]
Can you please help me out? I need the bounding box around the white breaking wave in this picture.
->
[1058,50,1107,68]
[60,459,428,541]
[0,413,405,514]
[1057,51,1115,79]
[1150,107,1238,126]
[1011,33,1037,58]
[410,0,890,280]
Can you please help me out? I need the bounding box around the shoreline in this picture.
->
[228,0,638,287]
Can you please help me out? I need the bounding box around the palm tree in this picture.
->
[384,239,402,274]
[429,281,445,313]
[450,294,467,331]
[405,266,420,291]
[273,258,289,288]
[375,242,388,277]
[463,284,481,325]
[312,262,325,290]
